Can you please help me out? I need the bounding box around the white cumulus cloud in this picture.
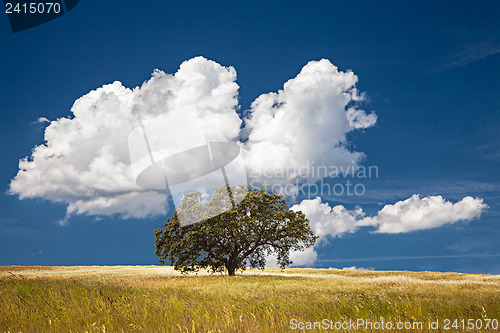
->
[290,197,366,241]
[289,247,318,266]
[288,194,487,265]
[9,57,241,222]
[293,195,487,239]
[266,246,318,268]
[284,197,367,266]
[10,57,375,224]
[34,117,50,124]
[340,266,373,271]
[243,59,376,187]
[363,194,488,234]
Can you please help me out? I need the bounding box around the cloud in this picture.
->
[437,38,500,71]
[290,197,366,240]
[285,197,367,266]
[290,247,318,266]
[288,195,487,265]
[10,57,375,223]
[243,59,376,187]
[295,195,487,237]
[340,266,373,271]
[34,117,50,124]
[9,57,241,220]
[0,217,49,241]
[319,254,500,264]
[363,194,488,234]
[265,247,318,268]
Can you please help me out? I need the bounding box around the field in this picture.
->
[0,266,499,332]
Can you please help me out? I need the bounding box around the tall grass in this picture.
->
[0,266,498,332]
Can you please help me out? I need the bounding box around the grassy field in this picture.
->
[0,266,498,332]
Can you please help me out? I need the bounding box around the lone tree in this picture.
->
[155,185,317,276]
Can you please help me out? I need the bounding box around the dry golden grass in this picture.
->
[0,266,498,332]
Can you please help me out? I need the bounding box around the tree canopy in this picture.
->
[155,185,317,276]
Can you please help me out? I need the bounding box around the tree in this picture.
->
[155,185,318,276]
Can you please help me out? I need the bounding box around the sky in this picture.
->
[0,0,499,273]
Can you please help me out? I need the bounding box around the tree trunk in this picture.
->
[226,247,238,276]
[227,265,236,276]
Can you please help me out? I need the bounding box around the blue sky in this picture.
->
[0,0,499,273]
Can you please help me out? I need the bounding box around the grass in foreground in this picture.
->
[0,266,499,332]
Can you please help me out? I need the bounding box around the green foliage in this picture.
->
[155,186,318,275]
